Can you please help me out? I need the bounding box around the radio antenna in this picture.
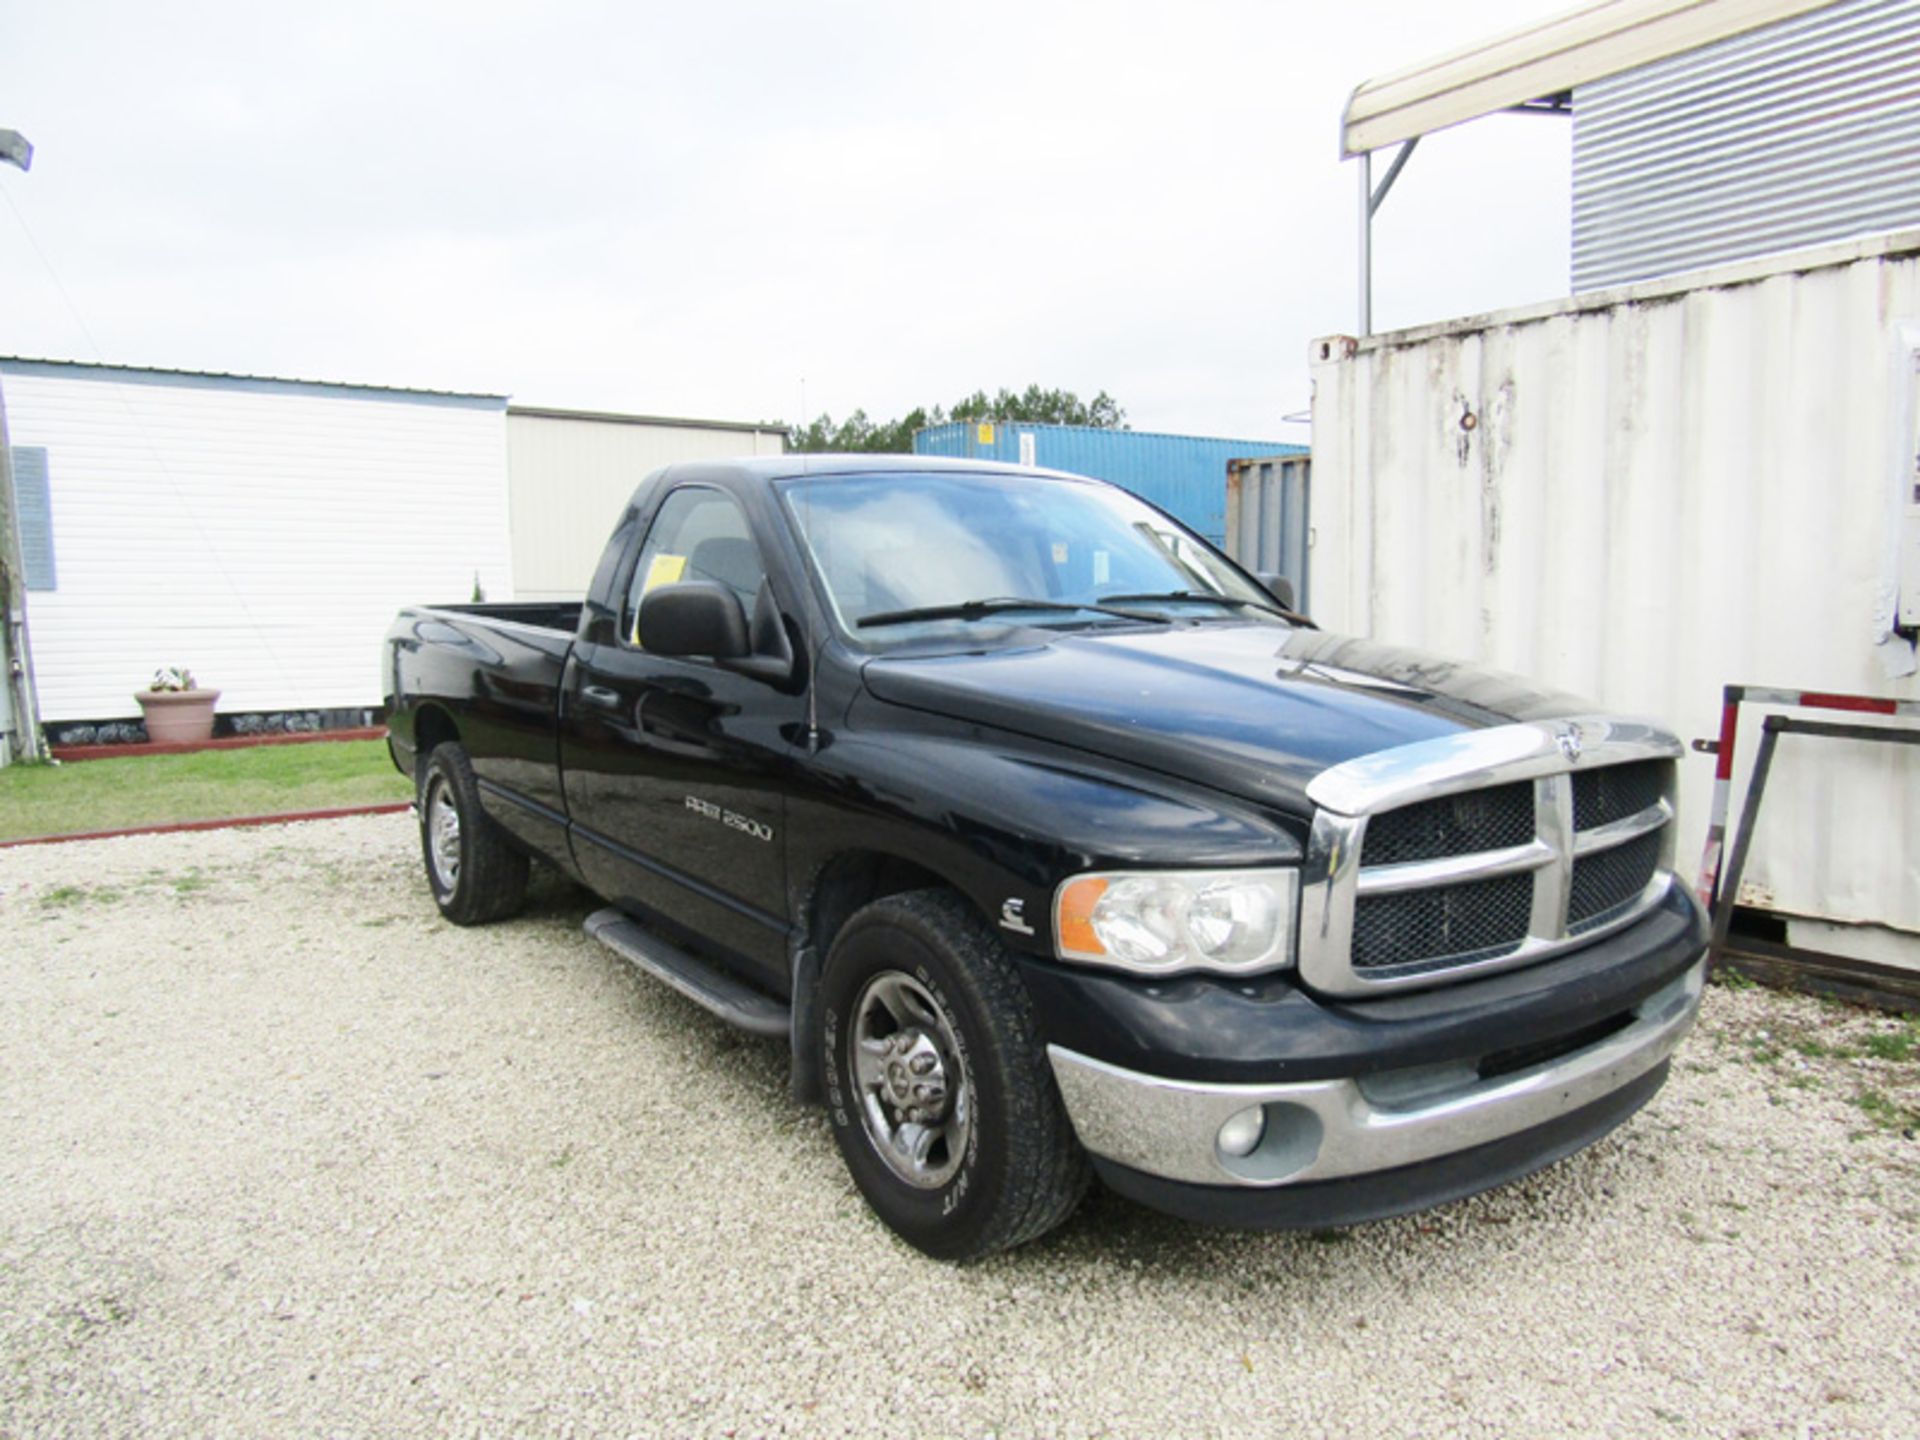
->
[803,463,821,752]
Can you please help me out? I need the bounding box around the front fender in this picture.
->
[786,709,1303,959]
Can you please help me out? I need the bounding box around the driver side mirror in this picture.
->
[1256,572,1296,611]
[638,580,799,684]
[639,581,751,659]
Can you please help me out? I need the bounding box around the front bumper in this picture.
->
[1019,884,1708,1085]
[1048,958,1703,1223]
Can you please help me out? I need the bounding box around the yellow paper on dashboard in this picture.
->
[631,553,689,644]
[644,553,687,593]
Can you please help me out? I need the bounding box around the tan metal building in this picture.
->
[506,405,784,600]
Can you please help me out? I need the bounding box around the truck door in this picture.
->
[559,482,802,988]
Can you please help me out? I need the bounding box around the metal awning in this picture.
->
[1344,0,1838,334]
[1343,0,1835,156]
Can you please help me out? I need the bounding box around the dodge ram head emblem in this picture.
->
[1556,725,1585,763]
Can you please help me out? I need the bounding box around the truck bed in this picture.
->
[424,601,585,633]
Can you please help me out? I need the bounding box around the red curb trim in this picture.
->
[0,802,413,849]
[51,726,389,763]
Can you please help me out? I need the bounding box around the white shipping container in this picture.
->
[1310,232,1920,961]
[0,361,513,721]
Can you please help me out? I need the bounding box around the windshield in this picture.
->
[779,471,1278,640]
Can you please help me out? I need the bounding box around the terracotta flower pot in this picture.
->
[136,688,222,744]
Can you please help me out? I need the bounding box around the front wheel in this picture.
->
[418,742,529,926]
[820,889,1089,1260]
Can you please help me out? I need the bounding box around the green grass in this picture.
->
[0,740,411,842]
[37,882,123,910]
[1852,1087,1920,1133]
[1862,1024,1919,1064]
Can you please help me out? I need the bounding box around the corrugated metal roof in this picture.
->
[0,355,506,403]
[1571,0,1920,289]
[1343,0,1835,155]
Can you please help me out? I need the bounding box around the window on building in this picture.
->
[9,447,55,591]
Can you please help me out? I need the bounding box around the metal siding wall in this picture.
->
[1311,242,1920,947]
[506,414,785,600]
[1223,456,1312,603]
[0,368,512,720]
[1573,0,1920,290]
[911,423,1305,544]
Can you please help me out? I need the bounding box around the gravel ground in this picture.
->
[2,814,1916,1439]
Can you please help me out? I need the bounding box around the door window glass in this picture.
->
[623,487,766,646]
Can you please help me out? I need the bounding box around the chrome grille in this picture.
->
[1573,760,1666,831]
[1361,782,1536,866]
[1298,718,1682,997]
[1352,872,1534,973]
[1569,829,1663,934]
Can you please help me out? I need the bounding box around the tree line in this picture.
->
[787,385,1126,454]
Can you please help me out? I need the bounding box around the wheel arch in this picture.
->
[788,847,993,1107]
[801,848,970,960]
[411,703,461,779]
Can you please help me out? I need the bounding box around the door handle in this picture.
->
[580,685,622,710]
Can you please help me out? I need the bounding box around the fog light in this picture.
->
[1216,1105,1266,1158]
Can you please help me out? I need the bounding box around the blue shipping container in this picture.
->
[912,421,1305,545]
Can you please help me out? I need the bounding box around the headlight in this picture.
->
[1053,868,1298,976]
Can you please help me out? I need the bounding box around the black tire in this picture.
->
[418,742,529,926]
[819,889,1089,1260]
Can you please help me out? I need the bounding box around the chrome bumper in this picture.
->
[1046,960,1704,1189]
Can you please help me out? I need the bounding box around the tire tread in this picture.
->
[420,742,530,926]
[830,888,1089,1258]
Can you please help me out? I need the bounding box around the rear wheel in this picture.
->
[820,889,1088,1260]
[418,742,529,925]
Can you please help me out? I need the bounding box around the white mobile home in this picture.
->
[0,359,514,724]
[0,360,790,739]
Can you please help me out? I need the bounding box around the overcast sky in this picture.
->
[0,0,1575,439]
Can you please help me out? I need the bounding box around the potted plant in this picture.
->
[135,666,221,744]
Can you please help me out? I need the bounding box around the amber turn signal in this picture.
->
[1055,875,1110,957]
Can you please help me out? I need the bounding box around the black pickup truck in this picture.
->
[384,455,1707,1259]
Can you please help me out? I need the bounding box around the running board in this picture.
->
[584,907,791,1038]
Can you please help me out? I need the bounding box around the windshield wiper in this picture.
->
[1099,590,1298,621]
[856,596,1145,629]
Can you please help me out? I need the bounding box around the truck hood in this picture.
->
[860,623,1594,814]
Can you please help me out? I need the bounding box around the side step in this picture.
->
[584,907,791,1038]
